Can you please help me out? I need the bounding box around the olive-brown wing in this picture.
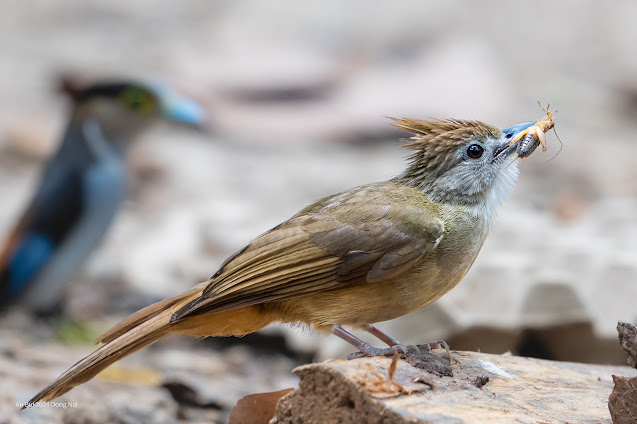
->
[171,197,443,322]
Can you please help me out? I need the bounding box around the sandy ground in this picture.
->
[1,1,637,422]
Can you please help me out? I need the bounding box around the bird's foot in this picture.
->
[347,340,449,360]
[347,343,419,360]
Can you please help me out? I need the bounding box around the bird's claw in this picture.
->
[393,343,420,354]
[347,343,421,360]
[418,340,450,353]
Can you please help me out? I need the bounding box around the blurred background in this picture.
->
[2,0,637,422]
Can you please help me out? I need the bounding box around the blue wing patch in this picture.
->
[3,232,53,300]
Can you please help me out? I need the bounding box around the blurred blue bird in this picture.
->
[0,78,205,314]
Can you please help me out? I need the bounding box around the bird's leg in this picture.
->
[331,325,422,360]
[331,325,396,359]
[362,324,450,355]
[330,325,374,355]
[362,324,419,354]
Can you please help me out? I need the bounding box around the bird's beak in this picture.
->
[501,121,535,139]
[154,84,208,131]
[493,121,536,160]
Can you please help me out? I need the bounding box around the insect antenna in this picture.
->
[546,125,563,162]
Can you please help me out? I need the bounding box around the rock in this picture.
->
[272,350,637,424]
[229,388,293,424]
[617,322,637,369]
[608,322,637,424]
[609,375,637,424]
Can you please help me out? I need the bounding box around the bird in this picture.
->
[26,115,544,406]
[0,77,205,315]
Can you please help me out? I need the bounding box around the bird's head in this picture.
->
[392,118,539,210]
[60,78,206,144]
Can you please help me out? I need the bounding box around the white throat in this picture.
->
[484,156,519,221]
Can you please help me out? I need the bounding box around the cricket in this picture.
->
[510,102,555,157]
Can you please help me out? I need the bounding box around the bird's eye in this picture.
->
[466,144,484,159]
[119,87,156,114]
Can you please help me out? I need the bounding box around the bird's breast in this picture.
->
[272,204,490,328]
[62,158,128,257]
[22,159,127,309]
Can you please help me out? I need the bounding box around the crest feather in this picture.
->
[390,117,501,150]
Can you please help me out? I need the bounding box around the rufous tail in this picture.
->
[24,283,206,407]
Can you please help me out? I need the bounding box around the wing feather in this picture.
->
[172,184,444,322]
